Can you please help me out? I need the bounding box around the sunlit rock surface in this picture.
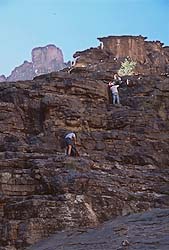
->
[73,35,169,75]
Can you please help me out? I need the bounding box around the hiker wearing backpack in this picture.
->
[64,132,79,156]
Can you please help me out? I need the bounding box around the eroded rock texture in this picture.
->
[0,45,68,82]
[73,35,169,75]
[0,38,169,250]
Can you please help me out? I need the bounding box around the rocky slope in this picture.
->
[0,36,169,250]
[28,208,169,250]
[0,45,69,82]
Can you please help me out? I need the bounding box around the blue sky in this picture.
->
[0,0,169,76]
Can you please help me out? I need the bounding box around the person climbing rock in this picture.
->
[64,132,79,156]
[113,73,122,84]
[108,81,120,105]
[108,73,122,105]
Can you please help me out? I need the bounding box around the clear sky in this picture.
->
[0,0,169,76]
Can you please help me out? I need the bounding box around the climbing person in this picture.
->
[108,81,120,105]
[113,73,122,84]
[64,132,79,156]
[108,73,122,105]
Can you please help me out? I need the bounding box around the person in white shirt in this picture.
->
[108,73,122,105]
[108,82,120,105]
[64,132,78,156]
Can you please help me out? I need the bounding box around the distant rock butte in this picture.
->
[0,75,6,82]
[0,44,69,82]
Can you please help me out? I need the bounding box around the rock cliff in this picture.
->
[0,36,169,250]
[0,45,68,82]
[73,35,169,75]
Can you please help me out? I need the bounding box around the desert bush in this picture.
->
[118,58,136,76]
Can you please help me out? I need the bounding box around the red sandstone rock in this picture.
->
[73,35,168,75]
[32,44,65,76]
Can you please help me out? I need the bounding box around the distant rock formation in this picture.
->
[0,75,6,82]
[0,45,69,82]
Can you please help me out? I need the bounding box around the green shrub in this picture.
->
[118,58,137,76]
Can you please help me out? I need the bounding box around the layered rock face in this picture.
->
[0,36,169,250]
[73,35,169,75]
[0,45,68,82]
[0,68,169,249]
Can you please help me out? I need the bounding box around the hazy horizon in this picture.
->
[0,0,168,76]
